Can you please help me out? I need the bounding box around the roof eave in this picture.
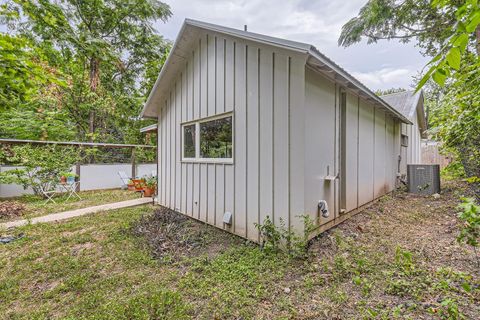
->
[140,21,190,119]
[307,48,412,125]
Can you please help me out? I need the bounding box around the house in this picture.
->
[140,19,417,242]
[380,90,427,177]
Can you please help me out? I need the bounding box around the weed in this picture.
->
[254,214,315,259]
[431,298,465,320]
[457,198,480,266]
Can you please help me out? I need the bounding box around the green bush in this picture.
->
[254,215,315,258]
[0,144,81,197]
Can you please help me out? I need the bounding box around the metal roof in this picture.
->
[381,90,427,137]
[381,90,422,120]
[141,19,412,124]
[139,124,158,133]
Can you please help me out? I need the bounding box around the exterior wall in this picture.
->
[156,30,306,242]
[304,69,337,226]
[399,107,423,175]
[304,68,400,231]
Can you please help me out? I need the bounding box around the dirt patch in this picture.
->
[131,207,242,261]
[286,180,480,319]
[0,201,25,220]
[314,181,477,273]
[71,242,94,256]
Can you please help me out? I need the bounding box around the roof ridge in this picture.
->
[379,90,412,97]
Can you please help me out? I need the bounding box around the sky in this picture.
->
[155,0,429,91]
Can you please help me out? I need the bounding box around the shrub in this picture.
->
[254,215,315,258]
[457,198,480,266]
[0,144,81,198]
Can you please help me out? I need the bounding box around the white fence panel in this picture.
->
[0,163,156,198]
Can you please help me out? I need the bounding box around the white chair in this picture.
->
[40,182,57,204]
[118,171,131,189]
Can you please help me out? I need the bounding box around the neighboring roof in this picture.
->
[141,19,412,124]
[381,90,427,137]
[139,124,157,133]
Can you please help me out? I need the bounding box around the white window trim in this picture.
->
[181,112,234,164]
[181,123,197,161]
[401,134,409,147]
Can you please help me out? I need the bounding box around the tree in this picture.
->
[340,1,480,202]
[6,0,171,143]
[338,0,458,56]
[339,0,480,87]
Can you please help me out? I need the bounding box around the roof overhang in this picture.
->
[139,124,158,133]
[140,19,412,125]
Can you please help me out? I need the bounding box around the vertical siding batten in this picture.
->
[288,54,306,234]
[234,41,247,237]
[246,45,260,241]
[259,49,274,235]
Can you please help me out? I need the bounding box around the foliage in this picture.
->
[457,198,480,248]
[341,1,480,196]
[0,27,65,110]
[144,176,157,189]
[339,0,459,56]
[417,0,480,88]
[1,0,171,158]
[254,216,282,252]
[0,144,81,197]
[430,54,480,197]
[254,215,315,258]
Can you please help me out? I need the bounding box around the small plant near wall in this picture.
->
[60,172,77,184]
[143,176,157,197]
[127,179,135,191]
[254,214,316,259]
[457,198,480,267]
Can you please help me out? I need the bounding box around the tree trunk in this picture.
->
[476,24,480,56]
[88,57,100,163]
[88,57,100,143]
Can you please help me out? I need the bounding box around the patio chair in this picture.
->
[40,182,57,205]
[118,171,131,190]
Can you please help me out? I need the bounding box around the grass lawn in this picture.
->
[0,182,479,319]
[0,189,141,222]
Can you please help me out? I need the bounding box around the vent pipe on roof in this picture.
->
[244,24,247,31]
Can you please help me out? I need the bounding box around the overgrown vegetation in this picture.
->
[255,215,315,259]
[1,182,478,318]
[457,198,480,266]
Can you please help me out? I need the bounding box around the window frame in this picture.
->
[181,111,234,164]
[401,134,409,147]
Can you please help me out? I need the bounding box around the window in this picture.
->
[182,113,233,162]
[401,134,409,147]
[183,124,196,158]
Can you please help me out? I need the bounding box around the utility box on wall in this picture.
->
[407,164,441,195]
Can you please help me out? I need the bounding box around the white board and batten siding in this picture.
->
[303,68,401,227]
[156,30,307,242]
